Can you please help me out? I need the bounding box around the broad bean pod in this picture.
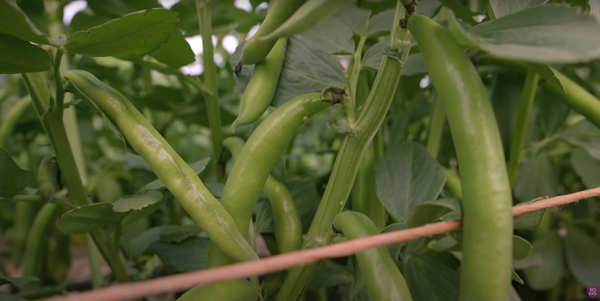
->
[333,211,413,301]
[208,92,331,266]
[232,38,287,132]
[239,0,305,65]
[259,0,356,41]
[63,70,257,263]
[408,15,513,301]
[176,280,257,301]
[223,136,302,254]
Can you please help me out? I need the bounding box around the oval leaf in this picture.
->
[523,232,564,290]
[0,0,50,45]
[148,28,195,68]
[375,142,446,222]
[56,203,120,235]
[403,255,460,301]
[468,5,600,63]
[112,190,163,212]
[571,149,600,189]
[488,0,549,19]
[0,148,34,198]
[0,33,52,74]
[64,8,178,57]
[565,226,600,287]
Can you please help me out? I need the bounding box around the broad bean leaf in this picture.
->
[403,255,460,301]
[332,4,371,37]
[287,179,320,232]
[571,149,600,189]
[64,8,178,58]
[0,0,50,44]
[523,232,564,290]
[0,33,52,74]
[0,148,34,198]
[439,0,482,26]
[427,234,458,252]
[159,225,203,243]
[56,203,121,235]
[564,226,600,287]
[408,198,462,228]
[126,225,178,259]
[488,0,548,19]
[86,0,160,18]
[149,237,210,272]
[363,41,428,75]
[561,120,600,160]
[141,157,211,191]
[254,198,275,233]
[0,293,28,301]
[533,88,569,136]
[307,260,354,290]
[366,9,396,37]
[375,142,446,223]
[112,190,163,212]
[513,235,532,260]
[514,154,558,202]
[513,198,545,230]
[467,5,600,63]
[0,276,39,286]
[490,72,523,154]
[383,222,407,259]
[148,28,195,68]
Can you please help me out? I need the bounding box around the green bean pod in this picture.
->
[260,0,355,41]
[224,136,302,254]
[37,156,57,201]
[63,70,257,263]
[232,38,288,132]
[333,211,413,301]
[209,92,331,266]
[408,15,513,301]
[176,280,257,301]
[239,0,305,65]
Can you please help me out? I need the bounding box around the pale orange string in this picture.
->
[40,187,600,301]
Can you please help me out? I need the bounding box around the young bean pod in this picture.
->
[63,70,257,263]
[260,0,355,41]
[223,137,302,254]
[408,15,513,301]
[208,92,331,266]
[333,211,413,301]
[239,0,305,65]
[232,38,288,132]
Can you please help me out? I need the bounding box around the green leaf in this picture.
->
[375,142,446,222]
[571,149,600,189]
[64,8,178,57]
[439,0,481,26]
[564,226,600,287]
[363,42,427,75]
[332,4,371,36]
[148,28,195,68]
[468,5,600,63]
[149,237,210,272]
[488,0,548,19]
[0,33,52,74]
[383,222,407,259]
[56,203,121,235]
[403,255,460,301]
[0,148,34,198]
[287,179,320,232]
[514,154,558,202]
[523,63,564,93]
[513,199,545,230]
[513,235,532,260]
[408,198,463,228]
[112,190,163,212]
[0,276,39,286]
[141,157,211,191]
[523,232,564,290]
[533,88,570,136]
[427,234,458,252]
[159,225,202,243]
[86,0,161,18]
[0,293,29,301]
[561,120,600,160]
[254,198,274,233]
[366,9,396,37]
[125,225,177,259]
[307,260,354,290]
[0,0,50,44]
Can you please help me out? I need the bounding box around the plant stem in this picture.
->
[507,70,539,186]
[275,4,410,300]
[196,0,224,181]
[349,35,367,105]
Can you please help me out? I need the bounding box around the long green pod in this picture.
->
[333,211,413,301]
[239,0,305,64]
[63,70,257,263]
[232,38,288,132]
[12,202,34,267]
[0,95,31,147]
[208,93,331,266]
[352,140,386,230]
[259,0,356,41]
[23,203,61,290]
[224,136,302,254]
[176,280,257,301]
[408,15,513,301]
[37,156,57,201]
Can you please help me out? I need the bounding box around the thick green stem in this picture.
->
[352,140,386,230]
[349,35,367,105]
[275,4,410,300]
[426,97,445,159]
[196,0,224,180]
[507,70,539,186]
[22,73,130,283]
